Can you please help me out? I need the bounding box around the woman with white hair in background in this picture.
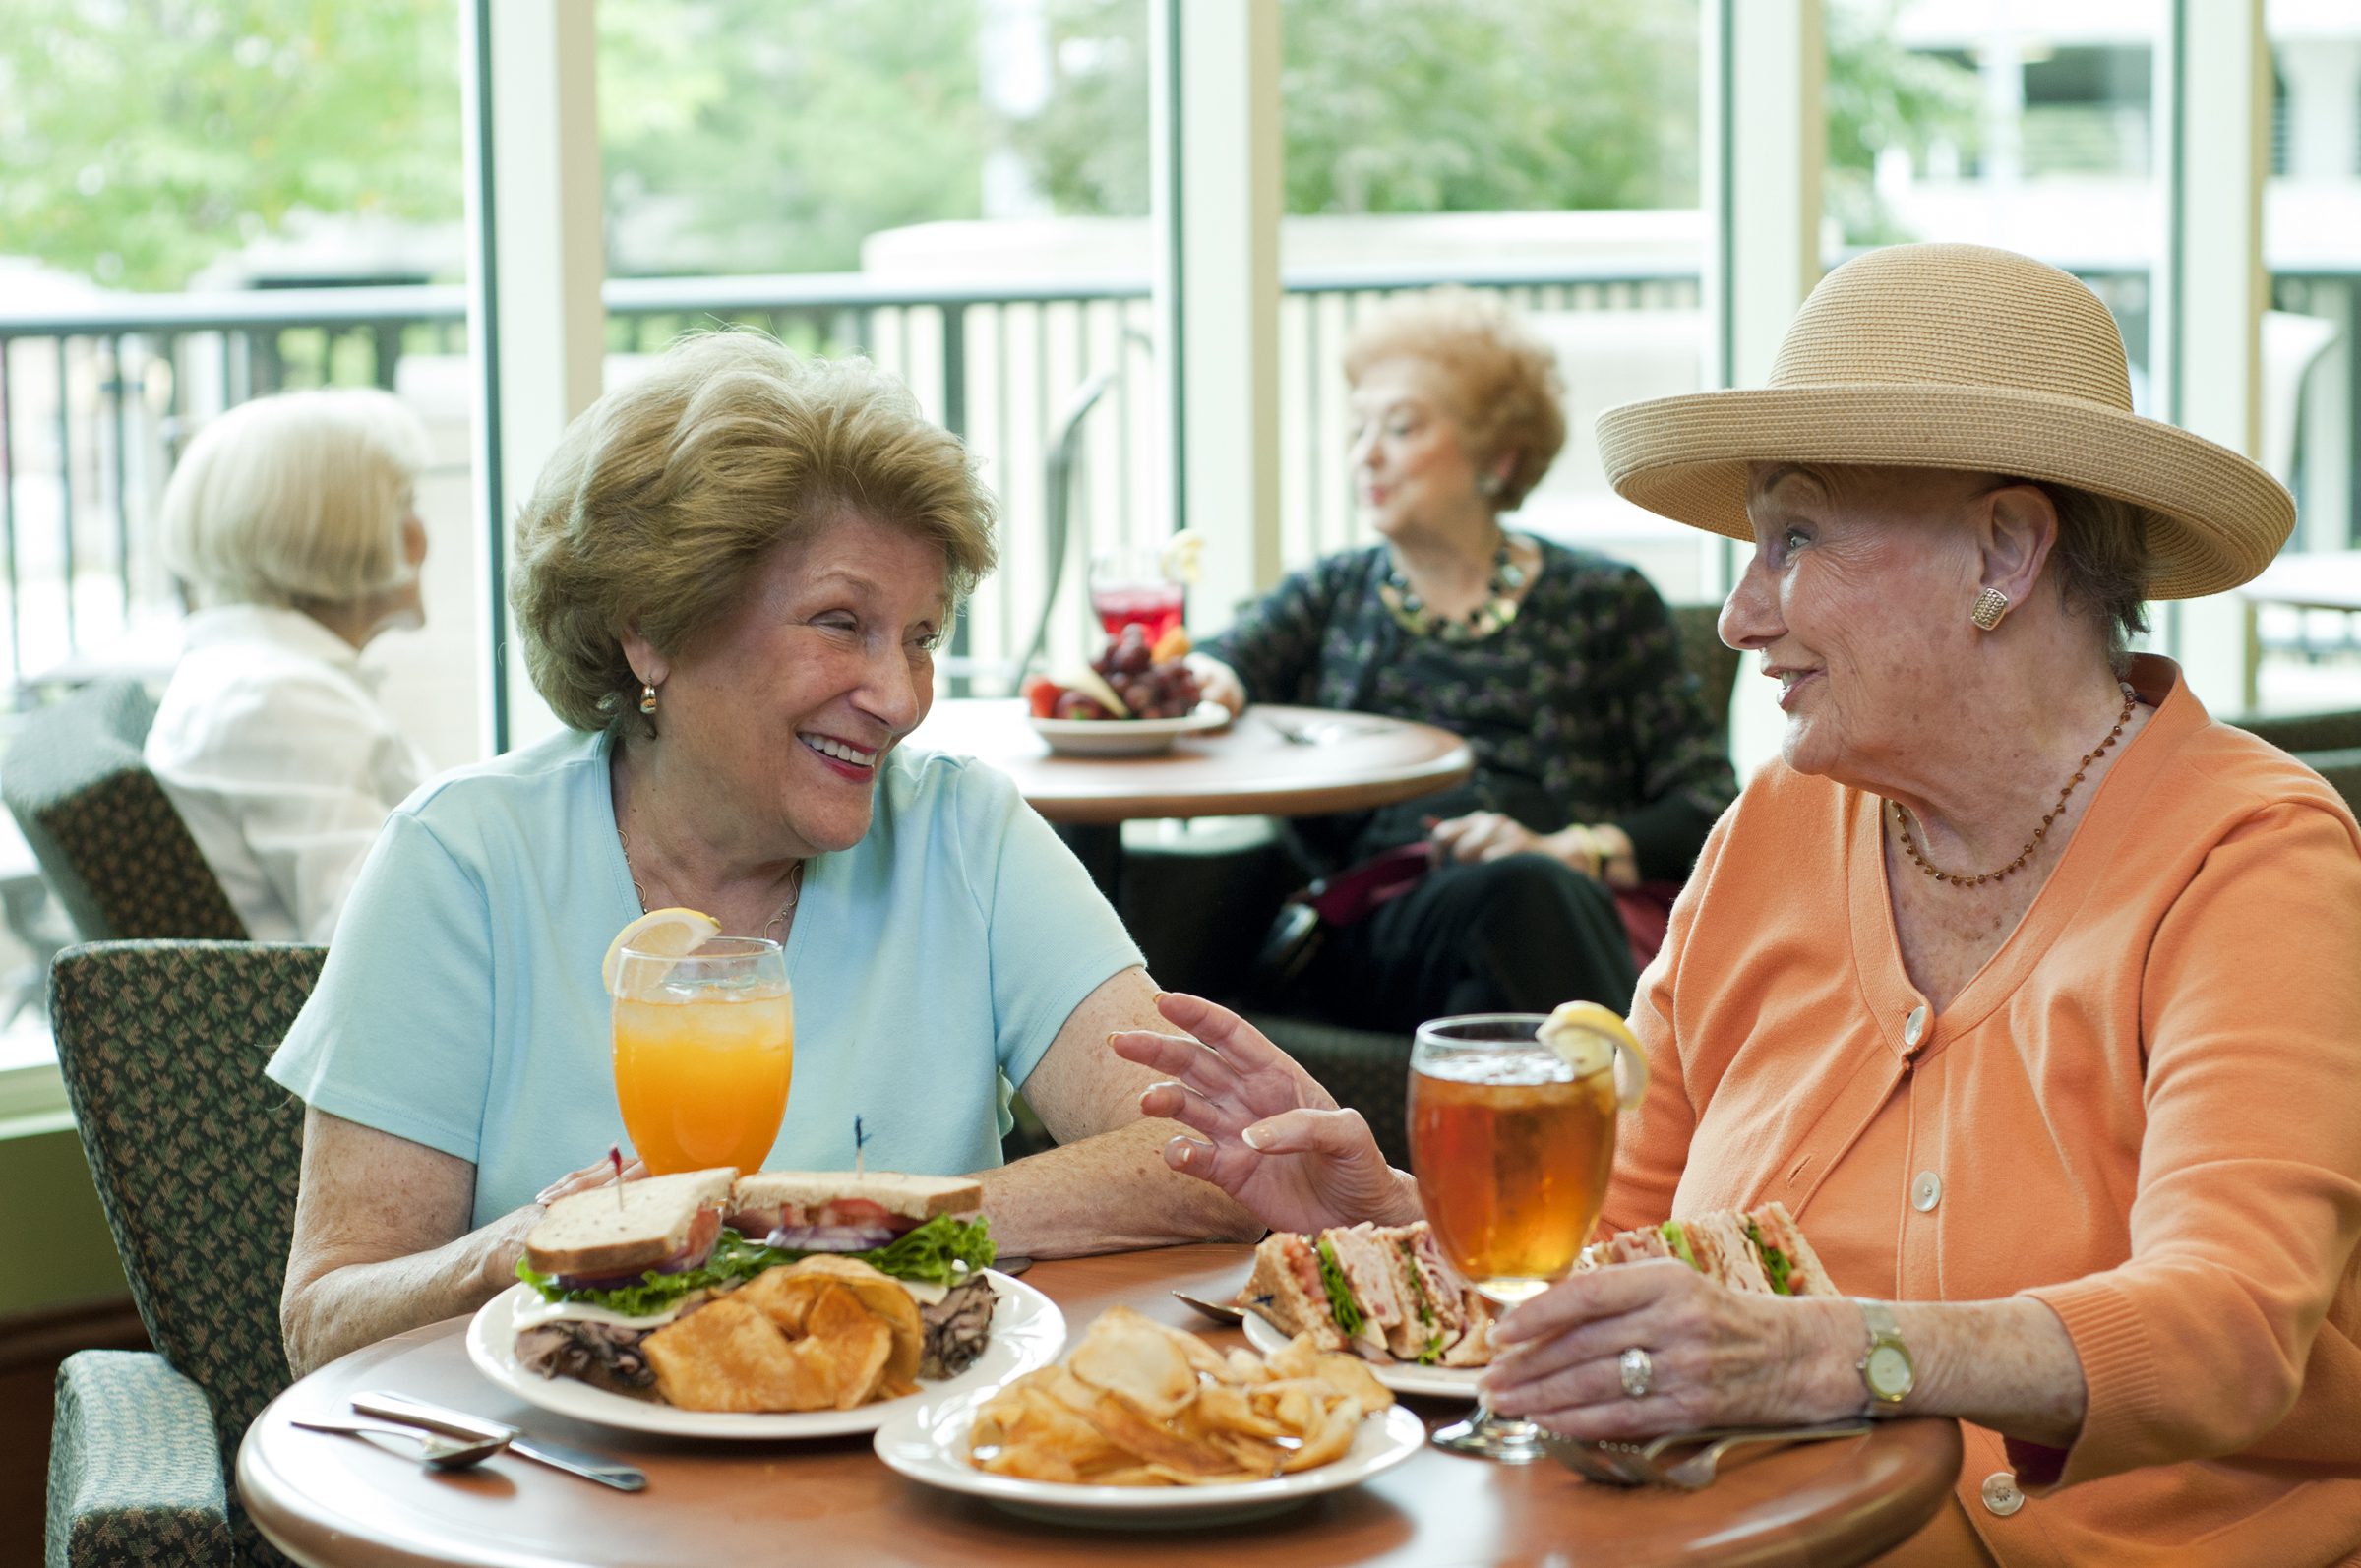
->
[147,387,438,942]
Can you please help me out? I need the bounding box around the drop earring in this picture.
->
[638,682,658,715]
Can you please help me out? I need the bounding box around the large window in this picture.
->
[0,0,478,765]
[1275,0,1710,602]
[592,0,1155,687]
[1823,0,2164,399]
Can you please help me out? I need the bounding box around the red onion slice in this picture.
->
[765,1223,898,1252]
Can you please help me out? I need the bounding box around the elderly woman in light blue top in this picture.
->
[273,332,1253,1377]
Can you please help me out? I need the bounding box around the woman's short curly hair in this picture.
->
[1341,287,1568,510]
[511,332,999,735]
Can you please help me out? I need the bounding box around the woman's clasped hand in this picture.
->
[1479,1260,1857,1440]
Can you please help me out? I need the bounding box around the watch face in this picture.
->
[1867,1343,1914,1400]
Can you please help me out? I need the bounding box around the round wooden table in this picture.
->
[240,1245,1962,1568]
[911,700,1475,826]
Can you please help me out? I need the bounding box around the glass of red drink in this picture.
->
[1088,545,1185,642]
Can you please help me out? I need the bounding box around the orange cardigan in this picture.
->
[1604,656,2361,1567]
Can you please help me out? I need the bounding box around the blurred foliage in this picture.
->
[0,0,463,290]
[1011,0,1698,216]
[595,0,986,276]
[0,0,1973,290]
[1824,0,1982,244]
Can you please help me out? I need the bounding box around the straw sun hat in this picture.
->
[1595,243,2294,599]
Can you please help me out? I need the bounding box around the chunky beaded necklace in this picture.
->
[1889,682,2138,888]
[1377,536,1528,643]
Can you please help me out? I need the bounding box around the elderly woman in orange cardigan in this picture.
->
[1115,245,2361,1566]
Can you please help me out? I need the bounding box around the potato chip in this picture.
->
[1066,1306,1198,1419]
[963,1305,1393,1486]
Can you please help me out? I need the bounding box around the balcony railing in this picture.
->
[1,260,2351,703]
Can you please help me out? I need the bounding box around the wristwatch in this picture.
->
[1855,1298,1915,1415]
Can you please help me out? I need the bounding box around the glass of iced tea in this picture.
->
[611,935,794,1176]
[1410,1011,1630,1463]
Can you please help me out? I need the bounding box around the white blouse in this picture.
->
[145,604,433,942]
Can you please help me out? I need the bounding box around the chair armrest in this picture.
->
[1247,1012,1414,1170]
[47,1350,232,1568]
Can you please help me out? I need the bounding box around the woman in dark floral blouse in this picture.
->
[1195,289,1737,1031]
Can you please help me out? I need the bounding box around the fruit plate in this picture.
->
[1027,701,1230,757]
[466,1270,1062,1438]
[874,1382,1425,1529]
[1241,1304,1483,1401]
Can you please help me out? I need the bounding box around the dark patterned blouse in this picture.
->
[1204,538,1739,878]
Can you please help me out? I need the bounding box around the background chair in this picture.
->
[3,679,248,942]
[2228,710,2361,814]
[45,939,323,1568]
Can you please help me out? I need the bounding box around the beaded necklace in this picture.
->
[1889,682,2138,888]
[1378,536,1528,643]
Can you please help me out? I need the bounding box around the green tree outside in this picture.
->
[0,0,1969,291]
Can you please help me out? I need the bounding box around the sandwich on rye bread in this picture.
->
[514,1168,998,1396]
[1241,1223,1498,1368]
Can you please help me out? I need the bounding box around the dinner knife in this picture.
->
[350,1391,647,1491]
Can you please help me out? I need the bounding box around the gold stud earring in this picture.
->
[1970,587,2010,631]
[638,682,658,715]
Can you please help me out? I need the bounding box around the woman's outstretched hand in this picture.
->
[1110,992,1422,1236]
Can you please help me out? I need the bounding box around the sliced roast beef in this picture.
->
[918,1276,998,1378]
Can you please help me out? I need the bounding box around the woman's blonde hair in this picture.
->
[511,331,999,735]
[1342,287,1568,510]
[159,388,429,608]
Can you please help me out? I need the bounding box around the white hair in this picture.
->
[159,387,431,608]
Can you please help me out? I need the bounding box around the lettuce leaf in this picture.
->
[1396,1237,1442,1364]
[1660,1220,1699,1271]
[1746,1221,1794,1296]
[516,1216,996,1315]
[1313,1237,1365,1338]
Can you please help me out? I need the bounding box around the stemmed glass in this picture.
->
[1408,1012,1631,1463]
[1087,545,1186,642]
[610,936,794,1176]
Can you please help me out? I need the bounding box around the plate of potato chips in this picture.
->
[873,1306,1424,1527]
[467,1268,1063,1438]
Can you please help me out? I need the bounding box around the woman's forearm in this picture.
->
[1794,1295,2087,1448]
[977,1119,1263,1256]
[282,1210,532,1379]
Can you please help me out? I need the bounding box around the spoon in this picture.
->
[1170,1289,1247,1325]
[291,1418,509,1470]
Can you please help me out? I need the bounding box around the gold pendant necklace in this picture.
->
[1890,682,2138,888]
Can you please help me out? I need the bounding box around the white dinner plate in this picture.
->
[465,1270,1063,1439]
[1027,701,1229,757]
[873,1381,1425,1529]
[1241,1305,1483,1402]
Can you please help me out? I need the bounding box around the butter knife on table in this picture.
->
[350,1391,647,1491]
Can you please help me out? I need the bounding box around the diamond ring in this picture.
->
[1618,1346,1654,1399]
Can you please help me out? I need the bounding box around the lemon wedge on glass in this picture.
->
[602,906,719,994]
[1539,999,1650,1110]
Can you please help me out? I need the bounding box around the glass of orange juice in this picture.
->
[611,935,793,1176]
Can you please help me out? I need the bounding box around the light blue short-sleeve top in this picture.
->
[266,727,1143,1230]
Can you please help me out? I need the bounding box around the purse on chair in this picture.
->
[1252,841,1440,987]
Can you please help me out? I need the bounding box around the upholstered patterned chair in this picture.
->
[45,940,323,1568]
[3,679,248,942]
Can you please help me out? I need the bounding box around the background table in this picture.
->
[240,1245,1962,1568]
[912,700,1474,895]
